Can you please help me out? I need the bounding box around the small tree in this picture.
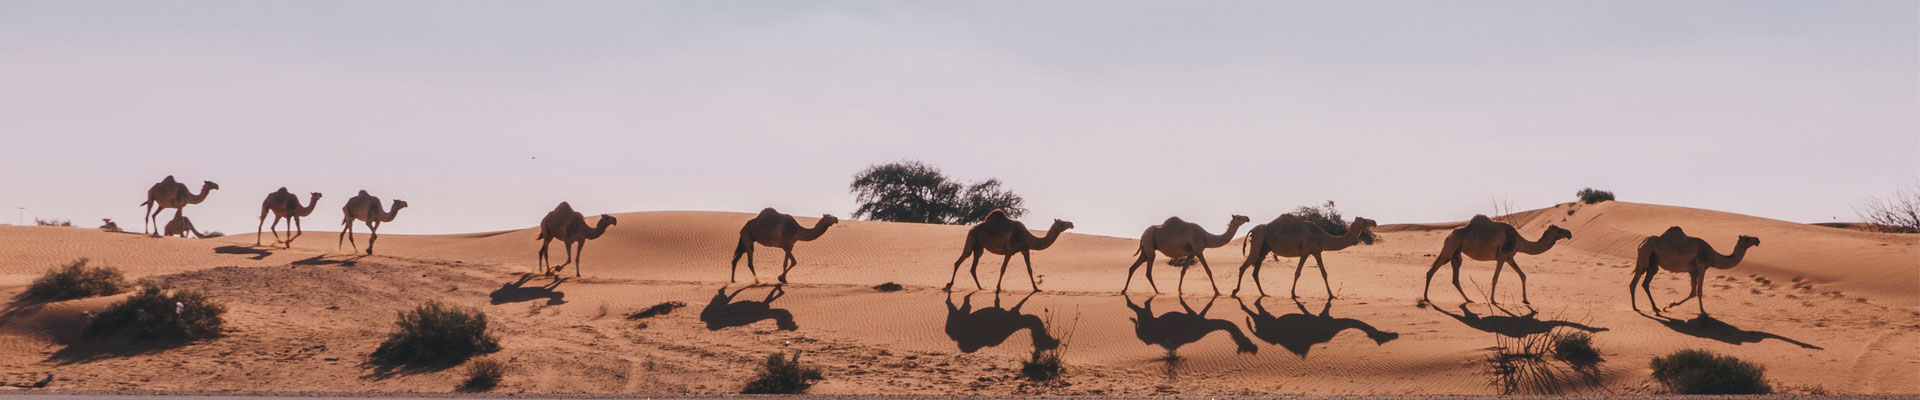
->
[1576,188,1615,204]
[850,160,1026,224]
[1855,180,1919,233]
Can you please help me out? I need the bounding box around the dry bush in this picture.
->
[742,351,823,394]
[34,218,71,227]
[83,285,225,341]
[460,358,507,392]
[370,302,500,366]
[21,259,126,302]
[1855,180,1920,233]
[1575,188,1615,204]
[1650,349,1771,394]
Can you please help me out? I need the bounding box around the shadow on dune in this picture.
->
[1642,313,1822,350]
[1241,298,1397,358]
[1434,304,1607,338]
[944,291,1059,353]
[489,275,566,306]
[16,303,204,365]
[213,245,272,260]
[700,286,797,331]
[1126,295,1257,379]
[291,255,360,267]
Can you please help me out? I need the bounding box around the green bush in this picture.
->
[742,351,823,394]
[1650,349,1771,394]
[370,302,500,366]
[1576,188,1615,204]
[82,285,225,341]
[22,259,127,302]
[460,358,507,392]
[1551,331,1600,366]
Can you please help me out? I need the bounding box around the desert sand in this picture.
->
[0,201,1914,395]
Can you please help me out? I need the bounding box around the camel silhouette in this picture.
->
[1630,227,1760,316]
[943,291,1060,353]
[947,209,1073,292]
[1240,298,1397,358]
[700,286,797,331]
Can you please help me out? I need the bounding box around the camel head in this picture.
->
[1736,235,1761,248]
[1229,215,1251,226]
[1050,219,1075,232]
[817,214,840,227]
[201,181,221,191]
[1543,225,1574,241]
[596,214,618,227]
[308,192,323,201]
[389,199,410,212]
[1350,217,1378,232]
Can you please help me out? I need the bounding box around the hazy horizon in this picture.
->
[3,1,1915,238]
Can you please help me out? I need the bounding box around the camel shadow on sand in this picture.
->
[1642,313,1821,350]
[1241,298,1398,358]
[1126,295,1257,379]
[489,275,566,306]
[944,291,1059,354]
[213,245,272,260]
[700,286,797,331]
[1433,303,1608,338]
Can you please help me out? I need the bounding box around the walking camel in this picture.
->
[1629,227,1760,316]
[337,190,407,255]
[946,209,1074,292]
[1232,214,1377,298]
[1122,215,1251,295]
[536,202,619,277]
[730,208,838,285]
[256,188,322,248]
[1422,215,1573,305]
[139,176,219,235]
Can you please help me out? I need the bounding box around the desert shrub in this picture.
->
[1021,349,1064,381]
[1551,331,1600,366]
[21,259,126,302]
[1855,180,1919,233]
[742,351,823,394]
[1650,349,1771,394]
[83,285,225,341]
[849,160,1026,224]
[626,301,686,320]
[34,218,71,227]
[460,358,507,392]
[370,302,500,366]
[1290,201,1375,244]
[871,282,903,292]
[1576,188,1615,204]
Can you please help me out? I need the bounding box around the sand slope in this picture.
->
[0,202,1914,394]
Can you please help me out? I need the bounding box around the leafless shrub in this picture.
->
[1855,180,1920,233]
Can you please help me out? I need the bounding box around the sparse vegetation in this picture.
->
[1020,309,1078,382]
[1855,180,1919,233]
[1291,201,1375,244]
[82,285,225,341]
[370,302,500,366]
[871,282,903,292]
[460,358,507,392]
[34,218,71,227]
[626,301,686,320]
[742,351,824,394]
[1576,188,1615,204]
[849,160,1027,224]
[1650,349,1772,394]
[1551,331,1601,366]
[21,259,126,302]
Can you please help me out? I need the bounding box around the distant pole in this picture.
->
[16,207,22,225]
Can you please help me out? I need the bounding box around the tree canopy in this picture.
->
[850,161,1026,225]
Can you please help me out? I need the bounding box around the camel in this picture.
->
[99,219,120,232]
[337,190,407,255]
[1232,214,1377,298]
[730,208,838,285]
[1422,215,1573,305]
[1629,227,1760,316]
[162,214,213,238]
[139,176,218,235]
[256,188,322,248]
[946,209,1074,292]
[1122,215,1251,295]
[535,203,618,277]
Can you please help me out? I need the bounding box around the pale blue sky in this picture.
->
[2,1,1915,237]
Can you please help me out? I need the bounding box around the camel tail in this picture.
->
[139,199,152,207]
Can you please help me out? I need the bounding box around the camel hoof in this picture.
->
[1522,300,1531,305]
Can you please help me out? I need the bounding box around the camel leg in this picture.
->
[574,241,586,278]
[558,240,575,272]
[993,253,1013,293]
[1627,268,1643,312]
[1195,252,1219,295]
[1694,271,1707,316]
[730,237,751,283]
[1509,260,1531,305]
[539,237,553,275]
[1314,253,1335,299]
[1665,270,1702,311]
[290,217,304,247]
[341,221,357,252]
[1123,253,1156,293]
[946,248,973,291]
[777,247,794,284]
[1641,268,1660,314]
[1489,260,1506,305]
[271,217,285,246]
[1251,256,1269,297]
[970,252,986,290]
[1231,254,1260,297]
[148,206,166,237]
[1021,251,1040,292]
[1450,258,1470,303]
[1420,258,1443,304]
[1290,256,1309,299]
[257,216,267,246]
[1176,258,1189,295]
[365,221,379,255]
[743,244,761,285]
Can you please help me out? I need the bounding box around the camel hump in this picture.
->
[1163,216,1185,225]
[357,190,371,196]
[758,207,780,217]
[984,209,1010,222]
[1469,214,1493,224]
[1660,226,1687,237]
[555,201,573,212]
[162,175,176,182]
[275,187,289,193]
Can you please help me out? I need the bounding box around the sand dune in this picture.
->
[0,202,1914,394]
